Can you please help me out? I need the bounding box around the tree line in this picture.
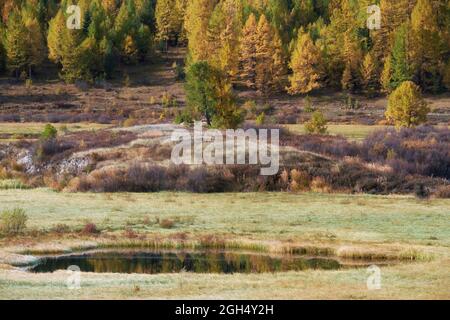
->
[0,0,155,81]
[0,0,449,128]
[176,0,450,95]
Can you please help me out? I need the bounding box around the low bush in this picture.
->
[52,223,71,234]
[305,111,328,134]
[82,223,99,235]
[434,185,450,198]
[0,208,28,236]
[361,126,450,179]
[159,219,175,229]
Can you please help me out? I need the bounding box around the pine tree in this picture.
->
[184,61,243,128]
[60,28,87,82]
[287,30,322,95]
[238,13,258,89]
[114,0,139,49]
[390,22,413,89]
[135,24,152,61]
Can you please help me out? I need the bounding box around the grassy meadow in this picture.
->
[0,189,448,299]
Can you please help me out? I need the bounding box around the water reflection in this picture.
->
[29,250,342,274]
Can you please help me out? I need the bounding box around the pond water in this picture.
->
[28,249,346,274]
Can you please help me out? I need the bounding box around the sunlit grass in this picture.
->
[0,122,111,136]
[285,124,388,140]
[0,189,448,299]
[0,189,448,246]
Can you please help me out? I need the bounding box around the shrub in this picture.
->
[290,169,310,192]
[386,81,429,128]
[52,223,71,234]
[35,139,73,160]
[159,219,175,229]
[123,227,138,238]
[123,117,137,127]
[435,185,450,199]
[125,164,167,192]
[256,112,265,125]
[174,109,194,125]
[82,223,99,235]
[0,208,28,236]
[41,124,58,140]
[305,110,328,134]
[304,96,315,113]
[361,126,450,179]
[311,176,331,193]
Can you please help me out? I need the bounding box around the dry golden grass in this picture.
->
[0,189,448,299]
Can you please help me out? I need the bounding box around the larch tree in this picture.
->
[287,30,322,95]
[255,14,274,96]
[410,0,443,92]
[255,14,286,96]
[184,0,215,63]
[361,51,379,96]
[340,33,362,92]
[238,13,258,89]
[22,5,46,76]
[372,0,417,61]
[386,80,429,128]
[4,9,30,77]
[271,31,287,93]
[47,9,66,64]
[207,0,242,79]
[380,55,393,93]
[155,0,180,51]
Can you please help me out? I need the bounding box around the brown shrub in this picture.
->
[123,227,138,238]
[311,176,331,193]
[435,185,450,199]
[52,223,71,234]
[159,219,175,229]
[82,223,99,235]
[290,169,310,192]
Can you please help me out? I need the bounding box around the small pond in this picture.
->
[28,249,353,274]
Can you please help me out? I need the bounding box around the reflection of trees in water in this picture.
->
[31,251,342,274]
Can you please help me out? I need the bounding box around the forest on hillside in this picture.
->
[0,0,449,125]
